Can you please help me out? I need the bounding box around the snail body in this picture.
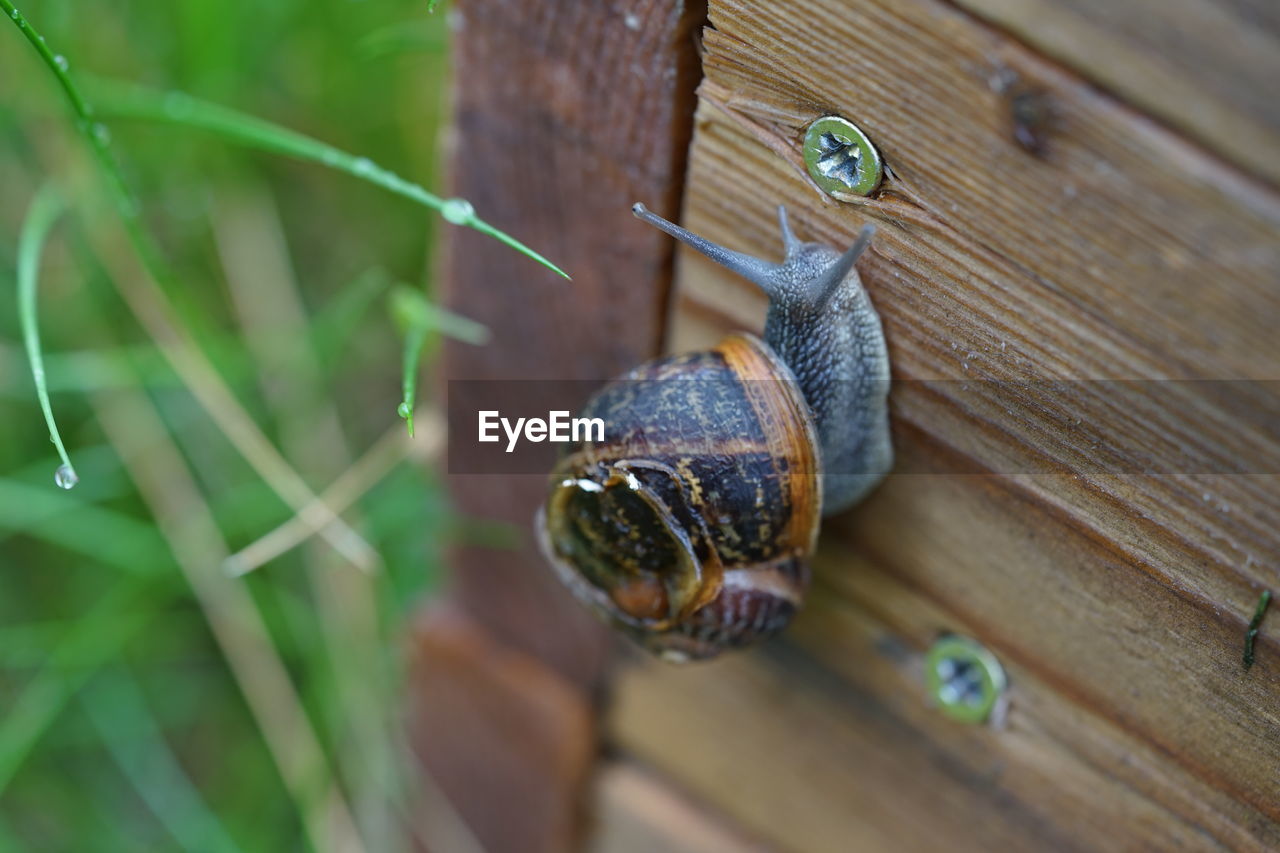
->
[536,204,891,660]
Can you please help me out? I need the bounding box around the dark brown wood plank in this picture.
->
[439,0,706,687]
[407,608,596,853]
[425,3,706,849]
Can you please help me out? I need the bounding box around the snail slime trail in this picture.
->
[536,203,892,662]
[478,410,604,453]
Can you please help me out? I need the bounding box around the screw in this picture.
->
[802,115,883,199]
[926,635,1007,724]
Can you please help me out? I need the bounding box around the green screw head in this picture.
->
[803,115,883,199]
[926,635,1007,724]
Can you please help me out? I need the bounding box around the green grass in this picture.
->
[391,283,490,436]
[15,185,76,489]
[87,80,568,279]
[0,1,504,849]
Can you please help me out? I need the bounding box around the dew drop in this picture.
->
[352,156,375,177]
[10,8,20,20]
[441,198,475,225]
[92,122,111,145]
[54,464,79,490]
[53,54,68,71]
[397,402,412,419]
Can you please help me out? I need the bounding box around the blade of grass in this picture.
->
[87,80,570,279]
[356,20,446,61]
[84,668,241,853]
[310,269,390,372]
[0,270,387,395]
[211,186,393,848]
[0,339,157,393]
[0,580,159,797]
[92,383,366,853]
[397,323,426,438]
[0,611,201,670]
[1243,588,1271,670]
[223,417,436,577]
[390,286,488,436]
[4,1,379,574]
[390,285,490,346]
[16,183,77,489]
[87,214,386,574]
[0,477,170,573]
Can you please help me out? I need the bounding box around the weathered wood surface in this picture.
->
[407,608,595,853]
[951,0,1280,185]
[427,1,705,849]
[589,763,768,852]
[609,0,1280,849]
[440,0,706,686]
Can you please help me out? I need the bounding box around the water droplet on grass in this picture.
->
[54,464,79,490]
[53,54,68,71]
[352,156,375,177]
[441,198,475,224]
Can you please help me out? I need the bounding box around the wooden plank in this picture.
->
[590,762,771,853]
[407,608,596,853]
[950,0,1280,185]
[427,2,705,849]
[612,533,1280,851]
[677,0,1280,592]
[439,0,706,686]
[612,0,1280,848]
[693,7,1280,377]
[613,477,1280,850]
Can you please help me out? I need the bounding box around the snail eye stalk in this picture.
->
[631,202,783,298]
[811,224,875,309]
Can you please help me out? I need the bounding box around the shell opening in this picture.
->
[538,466,719,629]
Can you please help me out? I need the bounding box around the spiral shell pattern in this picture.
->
[537,334,821,660]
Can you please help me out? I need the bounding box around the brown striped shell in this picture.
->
[535,334,822,661]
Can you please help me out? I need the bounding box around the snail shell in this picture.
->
[538,203,891,661]
[536,334,820,661]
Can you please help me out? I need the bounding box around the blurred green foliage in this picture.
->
[0,1,474,849]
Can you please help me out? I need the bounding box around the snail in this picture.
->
[535,203,892,661]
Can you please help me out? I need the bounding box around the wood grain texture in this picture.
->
[439,0,706,686]
[407,608,596,853]
[615,476,1279,851]
[611,0,1280,849]
[589,763,771,853]
[949,0,1280,185]
[429,3,704,848]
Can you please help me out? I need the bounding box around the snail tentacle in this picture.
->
[631,203,782,297]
